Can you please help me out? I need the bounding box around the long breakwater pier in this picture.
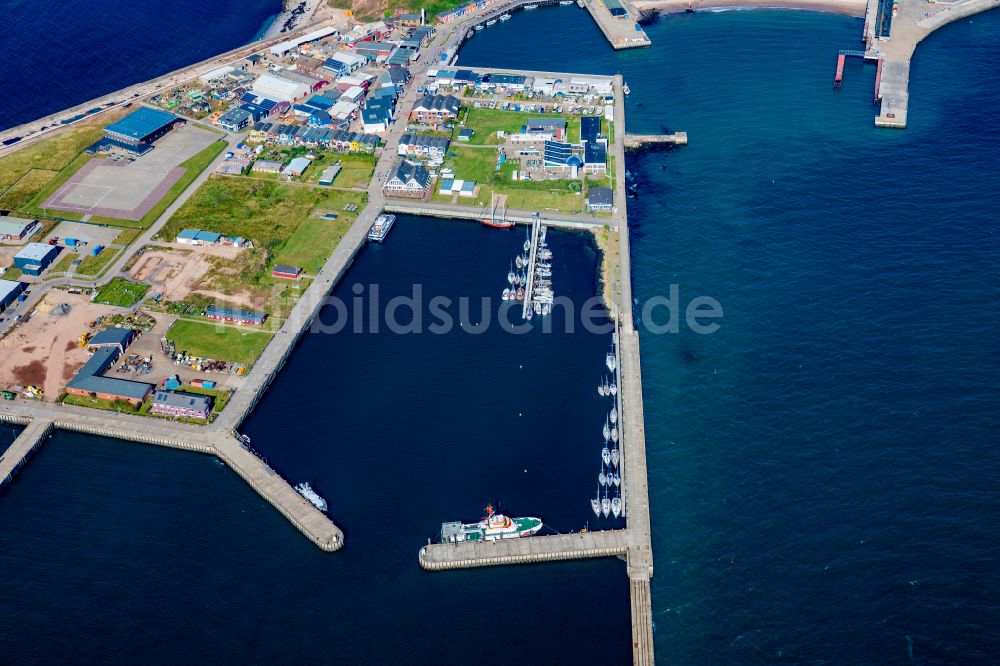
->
[848,0,1000,128]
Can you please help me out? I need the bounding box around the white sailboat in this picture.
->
[515,254,524,269]
[601,485,611,518]
[611,495,622,518]
[598,382,606,397]
[523,232,531,253]
[591,492,601,518]
[611,426,619,443]
[603,420,610,442]
[606,351,617,372]
[507,263,515,285]
[601,446,611,466]
[613,472,621,487]
[599,468,607,486]
[610,407,618,424]
[611,446,620,467]
[502,288,511,300]
[609,382,617,396]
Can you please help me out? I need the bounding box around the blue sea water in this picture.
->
[2,3,1000,664]
[0,0,280,132]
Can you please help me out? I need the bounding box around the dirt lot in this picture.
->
[0,292,116,399]
[128,244,258,309]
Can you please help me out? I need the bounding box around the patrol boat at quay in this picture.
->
[294,482,328,512]
[368,214,395,242]
[440,505,543,543]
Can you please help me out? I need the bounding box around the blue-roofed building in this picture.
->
[362,101,393,133]
[103,107,182,148]
[308,110,332,127]
[176,229,223,245]
[581,116,602,143]
[0,279,25,314]
[14,242,59,275]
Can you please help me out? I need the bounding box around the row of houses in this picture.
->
[245,123,380,153]
[398,134,450,162]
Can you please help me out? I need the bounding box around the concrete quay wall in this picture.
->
[213,436,344,552]
[419,530,628,571]
[0,419,54,492]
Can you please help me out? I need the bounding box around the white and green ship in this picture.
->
[440,505,543,543]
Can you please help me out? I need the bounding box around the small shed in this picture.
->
[273,264,302,280]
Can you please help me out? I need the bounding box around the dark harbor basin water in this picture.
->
[0,217,631,663]
[0,421,23,457]
[464,6,1000,664]
[0,0,280,132]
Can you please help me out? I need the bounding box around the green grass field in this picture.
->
[300,152,377,189]
[0,126,104,194]
[160,176,366,296]
[165,318,273,366]
[274,216,352,273]
[456,108,582,145]
[93,278,149,307]
[75,247,119,276]
[446,146,505,182]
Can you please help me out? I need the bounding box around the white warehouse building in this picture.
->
[251,73,312,103]
[270,26,340,57]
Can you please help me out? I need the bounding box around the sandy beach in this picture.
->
[634,0,866,18]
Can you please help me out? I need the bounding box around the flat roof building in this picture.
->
[14,243,59,272]
[104,107,182,146]
[0,279,25,314]
[0,216,39,241]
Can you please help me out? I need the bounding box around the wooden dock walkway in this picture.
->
[419,530,627,571]
[522,219,542,319]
